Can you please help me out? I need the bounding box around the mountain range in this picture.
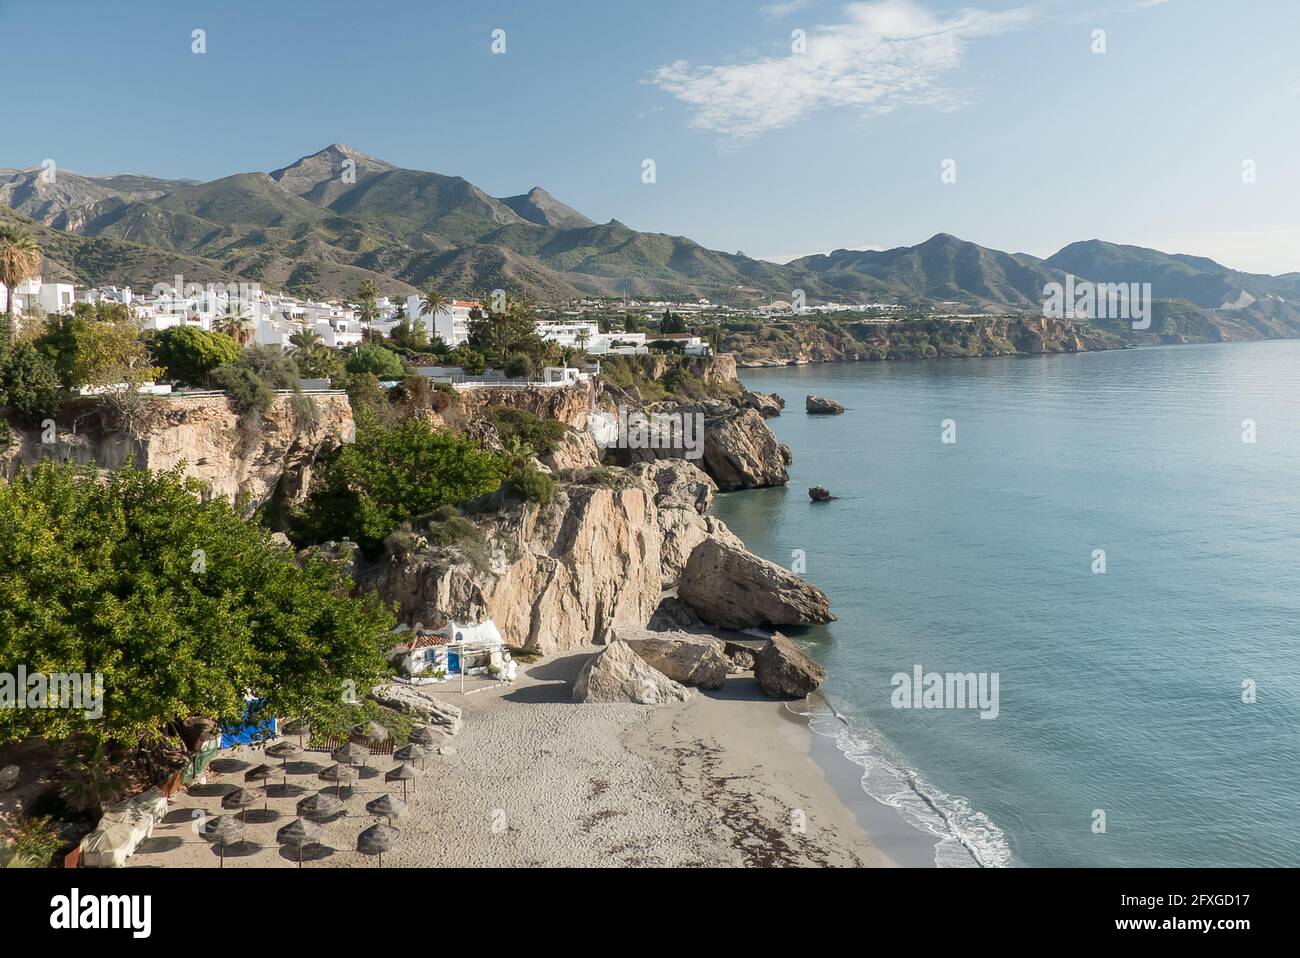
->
[3,144,1299,340]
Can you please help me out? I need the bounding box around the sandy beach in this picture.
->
[126,648,922,868]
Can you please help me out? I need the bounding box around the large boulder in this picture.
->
[678,538,836,630]
[700,404,790,490]
[572,640,692,704]
[614,627,730,690]
[742,390,785,418]
[370,684,464,735]
[754,633,827,699]
[805,395,845,415]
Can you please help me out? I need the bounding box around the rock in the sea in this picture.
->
[806,395,845,415]
[754,633,827,699]
[678,538,836,630]
[809,486,835,502]
[572,640,692,704]
[615,627,730,690]
[370,684,464,735]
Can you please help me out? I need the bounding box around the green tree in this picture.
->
[291,413,509,555]
[503,352,534,380]
[346,343,406,379]
[150,325,241,386]
[0,461,394,747]
[356,278,379,326]
[2,344,60,421]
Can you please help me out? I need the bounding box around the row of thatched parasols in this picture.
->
[199,720,440,867]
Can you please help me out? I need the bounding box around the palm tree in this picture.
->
[288,328,324,354]
[356,278,379,325]
[574,328,591,353]
[0,226,42,339]
[212,302,254,344]
[418,287,448,340]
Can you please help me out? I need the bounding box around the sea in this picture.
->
[710,341,1300,867]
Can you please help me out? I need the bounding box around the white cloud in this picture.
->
[651,0,1034,138]
[762,0,815,18]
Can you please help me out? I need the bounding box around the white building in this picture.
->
[0,277,74,316]
[403,296,481,346]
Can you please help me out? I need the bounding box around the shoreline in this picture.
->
[122,649,917,868]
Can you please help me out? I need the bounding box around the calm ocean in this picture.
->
[711,341,1300,867]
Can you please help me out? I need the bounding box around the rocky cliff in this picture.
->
[727,317,1122,367]
[0,392,353,512]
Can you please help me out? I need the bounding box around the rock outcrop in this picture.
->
[541,429,602,472]
[370,684,465,735]
[678,538,836,630]
[806,395,845,415]
[0,392,353,513]
[754,633,827,699]
[626,459,742,587]
[572,639,692,704]
[455,381,593,429]
[809,486,834,502]
[614,627,730,690]
[742,390,785,418]
[365,482,663,656]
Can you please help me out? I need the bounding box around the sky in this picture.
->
[3,0,1299,274]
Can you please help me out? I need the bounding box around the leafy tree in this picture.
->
[291,412,509,555]
[503,352,534,380]
[1,344,60,421]
[660,310,687,334]
[506,463,555,506]
[346,343,406,379]
[150,325,241,386]
[0,461,394,747]
[487,406,568,455]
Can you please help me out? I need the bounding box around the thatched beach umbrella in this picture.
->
[356,823,399,867]
[393,743,432,770]
[408,725,441,748]
[297,792,345,823]
[318,763,356,799]
[201,815,246,868]
[331,741,370,769]
[222,785,265,819]
[385,763,418,802]
[265,741,302,782]
[244,764,276,802]
[276,818,324,869]
[282,718,311,747]
[365,793,408,824]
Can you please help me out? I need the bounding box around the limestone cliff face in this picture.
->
[0,393,353,511]
[363,482,664,656]
[454,382,592,429]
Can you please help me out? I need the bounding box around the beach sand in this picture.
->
[129,649,921,868]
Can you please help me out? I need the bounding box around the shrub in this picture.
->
[506,464,555,505]
[211,345,303,419]
[346,344,406,379]
[487,406,568,456]
[503,352,534,380]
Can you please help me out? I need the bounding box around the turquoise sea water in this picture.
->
[711,342,1300,868]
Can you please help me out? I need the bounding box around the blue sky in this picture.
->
[3,0,1298,273]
